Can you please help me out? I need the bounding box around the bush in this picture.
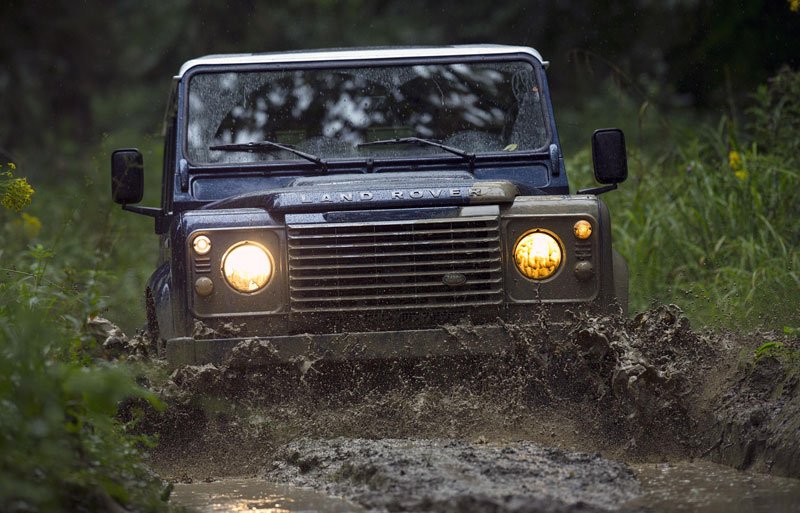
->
[0,163,170,512]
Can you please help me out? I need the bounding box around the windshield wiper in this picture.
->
[209,140,328,171]
[357,137,476,168]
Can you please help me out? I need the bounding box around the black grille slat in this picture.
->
[288,246,499,261]
[291,288,500,302]
[290,298,500,313]
[575,241,592,261]
[288,235,499,252]
[290,277,502,292]
[290,266,502,281]
[194,256,212,274]
[288,226,497,239]
[287,215,503,312]
[289,256,500,271]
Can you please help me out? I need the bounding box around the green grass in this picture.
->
[566,68,800,328]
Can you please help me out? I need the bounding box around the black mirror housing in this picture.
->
[111,148,144,204]
[591,128,628,185]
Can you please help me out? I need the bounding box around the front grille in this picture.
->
[287,216,503,312]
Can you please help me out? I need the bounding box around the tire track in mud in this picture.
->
[265,438,639,513]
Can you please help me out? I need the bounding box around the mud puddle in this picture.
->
[628,460,800,512]
[170,479,363,512]
[171,460,800,513]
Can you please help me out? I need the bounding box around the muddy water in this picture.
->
[171,460,800,513]
[155,307,800,512]
[628,461,800,513]
[170,479,363,512]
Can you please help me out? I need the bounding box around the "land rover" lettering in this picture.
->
[299,188,481,204]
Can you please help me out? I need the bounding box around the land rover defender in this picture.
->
[110,45,629,366]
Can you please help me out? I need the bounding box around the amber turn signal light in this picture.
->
[573,220,592,240]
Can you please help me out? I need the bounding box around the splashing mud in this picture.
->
[137,306,800,511]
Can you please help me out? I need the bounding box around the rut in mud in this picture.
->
[122,305,800,510]
[265,438,639,513]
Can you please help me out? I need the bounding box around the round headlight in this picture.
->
[222,242,273,293]
[514,230,563,280]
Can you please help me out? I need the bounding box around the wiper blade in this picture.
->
[357,137,476,165]
[209,140,328,170]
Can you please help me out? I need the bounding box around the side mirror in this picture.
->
[591,128,628,184]
[111,148,144,204]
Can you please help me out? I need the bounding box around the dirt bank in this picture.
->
[706,336,800,476]
[134,305,800,507]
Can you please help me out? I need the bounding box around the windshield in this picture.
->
[186,60,548,165]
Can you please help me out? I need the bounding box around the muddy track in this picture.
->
[127,305,800,511]
[265,438,639,513]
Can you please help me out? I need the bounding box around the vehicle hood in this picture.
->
[201,171,519,213]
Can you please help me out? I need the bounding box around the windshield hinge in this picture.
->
[179,158,189,192]
[549,144,561,176]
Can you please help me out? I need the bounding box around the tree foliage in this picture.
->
[1,0,797,170]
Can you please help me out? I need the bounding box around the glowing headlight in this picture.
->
[222,242,273,293]
[514,230,563,280]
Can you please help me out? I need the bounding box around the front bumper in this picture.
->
[165,323,562,367]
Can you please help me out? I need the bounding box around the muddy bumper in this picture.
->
[165,324,549,367]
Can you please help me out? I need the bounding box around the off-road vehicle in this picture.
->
[111,45,629,366]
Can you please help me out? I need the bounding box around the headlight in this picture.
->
[222,242,273,293]
[514,230,563,280]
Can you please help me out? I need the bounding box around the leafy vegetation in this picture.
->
[567,68,800,328]
[0,162,170,512]
[754,341,785,360]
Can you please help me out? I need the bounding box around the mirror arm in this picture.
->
[576,183,618,195]
[122,204,162,217]
[122,204,170,234]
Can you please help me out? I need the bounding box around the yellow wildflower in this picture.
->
[728,150,748,181]
[791,0,800,12]
[20,212,42,238]
[1,177,35,211]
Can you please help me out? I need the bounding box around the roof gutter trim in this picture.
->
[176,45,546,78]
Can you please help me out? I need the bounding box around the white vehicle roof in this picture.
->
[177,45,546,78]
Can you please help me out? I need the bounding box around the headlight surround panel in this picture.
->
[187,227,286,317]
[504,215,599,303]
[183,207,602,316]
